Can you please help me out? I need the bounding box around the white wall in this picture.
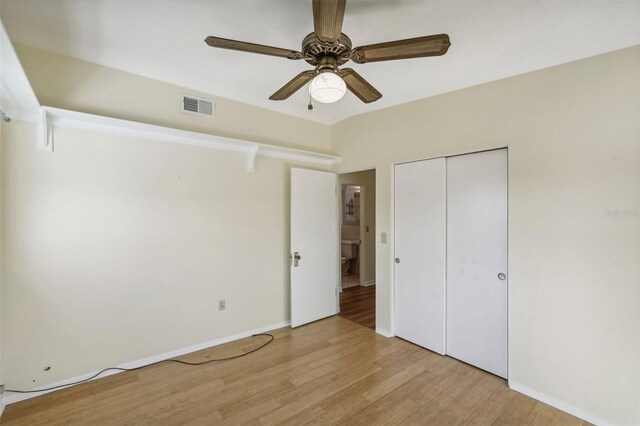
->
[332,46,640,425]
[339,170,375,284]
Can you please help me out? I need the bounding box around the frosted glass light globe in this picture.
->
[309,72,346,103]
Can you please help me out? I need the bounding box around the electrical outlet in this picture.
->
[218,299,226,311]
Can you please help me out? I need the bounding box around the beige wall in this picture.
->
[1,45,333,391]
[14,44,331,153]
[1,121,329,390]
[332,46,640,425]
[339,170,376,284]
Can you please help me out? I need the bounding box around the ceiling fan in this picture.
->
[204,0,450,105]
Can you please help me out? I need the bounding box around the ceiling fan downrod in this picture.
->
[315,56,339,75]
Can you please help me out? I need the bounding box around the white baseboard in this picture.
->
[508,381,611,426]
[375,328,394,338]
[362,280,376,287]
[2,320,290,406]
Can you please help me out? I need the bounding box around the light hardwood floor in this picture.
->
[2,316,588,425]
[339,285,375,329]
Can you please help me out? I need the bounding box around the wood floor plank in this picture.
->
[339,285,375,329]
[492,393,539,425]
[2,316,587,425]
[279,345,431,425]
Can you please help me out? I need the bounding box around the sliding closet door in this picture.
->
[394,158,446,354]
[446,149,508,378]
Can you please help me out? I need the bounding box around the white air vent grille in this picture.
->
[181,94,214,117]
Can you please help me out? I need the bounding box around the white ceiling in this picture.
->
[2,0,639,125]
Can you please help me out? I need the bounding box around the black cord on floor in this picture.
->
[6,333,274,394]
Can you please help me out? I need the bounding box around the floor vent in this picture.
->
[181,94,214,117]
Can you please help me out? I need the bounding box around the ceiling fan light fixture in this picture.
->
[309,72,346,103]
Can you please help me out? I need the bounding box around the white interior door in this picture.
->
[394,158,446,354]
[446,149,508,378]
[291,168,339,328]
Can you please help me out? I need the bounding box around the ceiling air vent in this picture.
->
[181,94,214,117]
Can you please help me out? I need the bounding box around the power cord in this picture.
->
[6,333,274,394]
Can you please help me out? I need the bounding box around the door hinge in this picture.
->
[291,252,301,267]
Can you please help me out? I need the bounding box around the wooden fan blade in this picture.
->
[269,71,316,100]
[351,34,450,64]
[339,68,382,103]
[205,36,304,60]
[312,0,347,44]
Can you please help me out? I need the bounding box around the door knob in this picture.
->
[292,252,301,267]
[395,258,400,264]
[498,272,506,280]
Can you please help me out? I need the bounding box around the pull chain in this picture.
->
[308,93,314,111]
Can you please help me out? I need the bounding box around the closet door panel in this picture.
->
[394,158,446,354]
[446,149,508,378]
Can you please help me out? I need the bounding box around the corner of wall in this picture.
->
[0,118,4,420]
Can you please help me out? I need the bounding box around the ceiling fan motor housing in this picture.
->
[302,32,352,70]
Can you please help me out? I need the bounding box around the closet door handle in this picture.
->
[498,272,506,280]
[395,258,400,264]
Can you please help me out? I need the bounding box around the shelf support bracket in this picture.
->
[37,107,54,152]
[246,144,259,173]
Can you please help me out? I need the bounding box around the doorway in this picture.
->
[338,169,376,329]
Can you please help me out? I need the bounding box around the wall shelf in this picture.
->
[40,107,341,171]
[1,20,340,172]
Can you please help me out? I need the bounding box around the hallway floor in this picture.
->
[339,285,375,329]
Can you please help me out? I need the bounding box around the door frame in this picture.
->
[337,167,377,306]
[340,182,365,287]
[390,147,509,378]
